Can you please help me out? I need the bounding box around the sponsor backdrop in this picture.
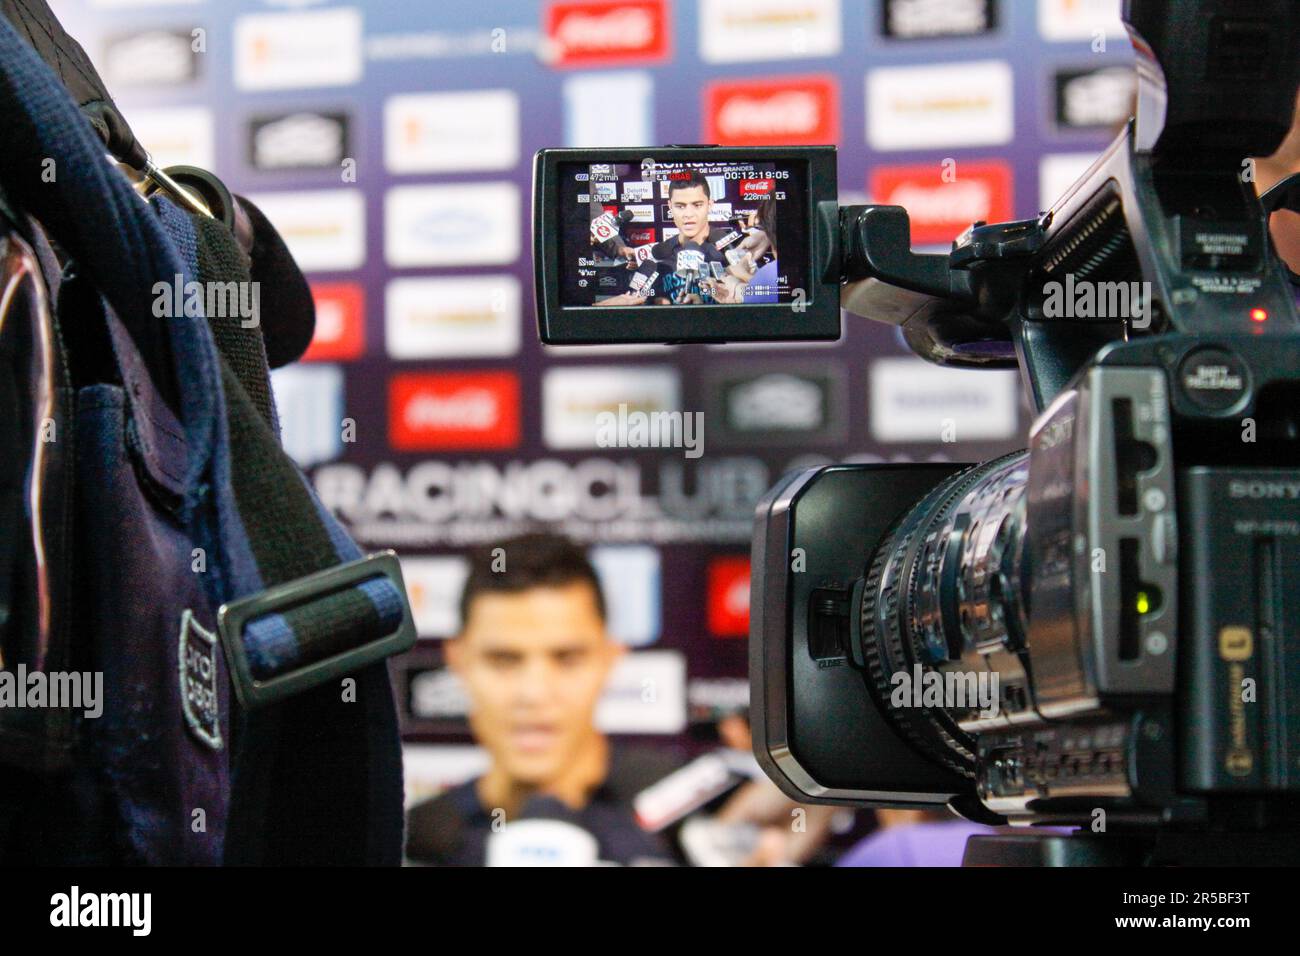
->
[58,0,1133,799]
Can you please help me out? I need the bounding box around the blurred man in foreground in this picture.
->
[405,533,676,865]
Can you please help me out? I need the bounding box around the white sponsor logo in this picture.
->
[399,556,470,637]
[885,0,992,38]
[1060,67,1134,128]
[235,8,363,90]
[125,106,214,170]
[688,677,750,713]
[269,363,344,467]
[564,71,656,150]
[401,744,489,806]
[621,181,654,202]
[553,5,656,54]
[384,90,519,173]
[718,90,822,139]
[590,545,661,647]
[870,358,1018,442]
[253,112,346,169]
[728,373,824,431]
[699,0,842,63]
[104,31,195,87]
[1039,152,1101,211]
[407,668,471,720]
[866,60,1013,149]
[384,182,520,267]
[385,275,521,360]
[621,203,655,223]
[1038,0,1125,42]
[595,650,686,734]
[543,366,681,450]
[245,190,365,272]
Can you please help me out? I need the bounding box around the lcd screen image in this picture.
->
[558,159,810,308]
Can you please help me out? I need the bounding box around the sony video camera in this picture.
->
[533,0,1300,863]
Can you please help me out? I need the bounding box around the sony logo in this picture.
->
[1229,480,1300,499]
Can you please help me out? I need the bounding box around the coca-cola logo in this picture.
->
[389,372,520,450]
[546,1,669,66]
[705,76,838,145]
[870,161,1012,245]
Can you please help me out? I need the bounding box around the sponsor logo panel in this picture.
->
[384,183,521,268]
[880,0,998,39]
[234,8,363,90]
[249,111,350,170]
[870,358,1019,442]
[707,556,750,637]
[590,544,661,647]
[544,0,671,67]
[269,363,345,468]
[542,365,682,450]
[870,160,1013,245]
[389,371,521,451]
[400,555,471,638]
[126,107,214,170]
[563,71,654,147]
[384,89,520,173]
[303,282,365,362]
[245,189,366,272]
[385,275,521,360]
[866,60,1013,150]
[704,75,839,146]
[699,0,842,64]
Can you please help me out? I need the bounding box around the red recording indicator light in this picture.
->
[1250,307,1269,323]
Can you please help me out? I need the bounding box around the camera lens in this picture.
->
[856,451,1030,778]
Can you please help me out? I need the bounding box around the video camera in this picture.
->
[534,0,1300,864]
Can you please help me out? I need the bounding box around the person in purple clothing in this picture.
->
[836,809,996,867]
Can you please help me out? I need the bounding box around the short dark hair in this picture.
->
[458,533,606,629]
[668,169,711,200]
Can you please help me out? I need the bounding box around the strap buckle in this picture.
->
[216,550,416,709]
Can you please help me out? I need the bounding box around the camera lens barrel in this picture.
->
[857,451,1031,775]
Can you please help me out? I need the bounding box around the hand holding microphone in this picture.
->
[590,208,635,260]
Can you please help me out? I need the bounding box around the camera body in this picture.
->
[532,0,1300,848]
[749,0,1300,839]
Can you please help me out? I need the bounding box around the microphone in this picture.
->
[590,208,635,260]
[485,796,601,866]
[711,215,754,254]
[673,241,707,302]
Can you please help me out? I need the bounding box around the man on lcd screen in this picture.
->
[599,169,734,305]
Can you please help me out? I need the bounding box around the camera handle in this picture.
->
[817,200,1045,371]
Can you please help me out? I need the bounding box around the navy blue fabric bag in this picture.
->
[0,13,414,865]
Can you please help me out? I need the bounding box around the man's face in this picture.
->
[669,184,712,242]
[447,583,620,786]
